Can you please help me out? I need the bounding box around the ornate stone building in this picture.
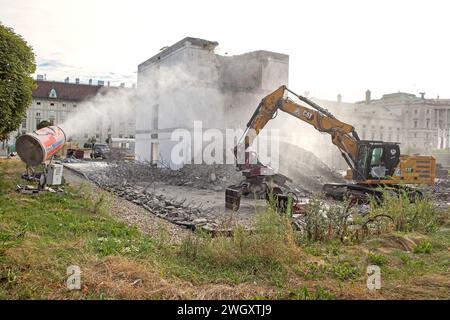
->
[307,90,450,169]
[14,78,135,146]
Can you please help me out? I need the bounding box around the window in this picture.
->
[95,134,99,139]
[62,103,66,107]
[84,133,88,138]
[426,119,430,128]
[49,110,55,125]
[21,118,27,128]
[73,104,77,108]
[36,101,41,105]
[50,103,54,106]
[35,118,41,129]
[151,142,158,164]
[129,135,135,139]
[370,147,383,166]
[36,111,41,117]
[49,88,57,98]
[414,120,418,128]
[414,109,418,115]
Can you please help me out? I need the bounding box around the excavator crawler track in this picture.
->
[323,183,423,204]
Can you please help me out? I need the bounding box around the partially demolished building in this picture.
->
[135,37,289,168]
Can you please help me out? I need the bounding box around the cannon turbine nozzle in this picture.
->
[16,126,66,166]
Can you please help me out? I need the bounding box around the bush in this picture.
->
[413,241,432,254]
[330,261,360,281]
[367,252,388,266]
[366,190,441,234]
[303,196,352,242]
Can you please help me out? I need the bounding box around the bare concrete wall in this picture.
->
[135,37,289,168]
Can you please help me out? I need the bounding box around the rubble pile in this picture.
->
[81,162,245,231]
[431,178,450,210]
[78,141,343,194]
[70,142,345,232]
[86,161,243,190]
[278,141,345,191]
[164,164,243,190]
[100,181,218,230]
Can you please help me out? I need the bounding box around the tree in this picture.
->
[0,23,36,141]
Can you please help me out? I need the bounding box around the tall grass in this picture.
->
[179,206,302,271]
[366,190,442,234]
[301,190,443,243]
[302,197,352,242]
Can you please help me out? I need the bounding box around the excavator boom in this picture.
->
[238,86,360,170]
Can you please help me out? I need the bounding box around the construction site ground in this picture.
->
[0,158,449,299]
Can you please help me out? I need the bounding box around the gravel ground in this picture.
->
[63,167,190,243]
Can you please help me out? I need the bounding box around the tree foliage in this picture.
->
[0,23,36,140]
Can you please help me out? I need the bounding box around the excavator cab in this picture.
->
[353,141,400,181]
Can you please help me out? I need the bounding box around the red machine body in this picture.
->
[16,126,66,166]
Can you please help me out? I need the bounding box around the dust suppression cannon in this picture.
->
[15,126,66,193]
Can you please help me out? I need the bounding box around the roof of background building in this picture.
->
[33,80,103,102]
[32,80,128,102]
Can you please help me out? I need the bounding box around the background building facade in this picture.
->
[13,78,135,146]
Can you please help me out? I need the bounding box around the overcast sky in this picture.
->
[1,0,449,101]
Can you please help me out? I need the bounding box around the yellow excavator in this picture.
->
[225,86,436,210]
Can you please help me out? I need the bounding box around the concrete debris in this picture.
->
[429,178,450,210]
[277,141,345,192]
[63,142,348,232]
[99,181,213,230]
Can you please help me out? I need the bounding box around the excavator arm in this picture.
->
[236,85,360,171]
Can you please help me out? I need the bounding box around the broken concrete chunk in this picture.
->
[192,218,208,225]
